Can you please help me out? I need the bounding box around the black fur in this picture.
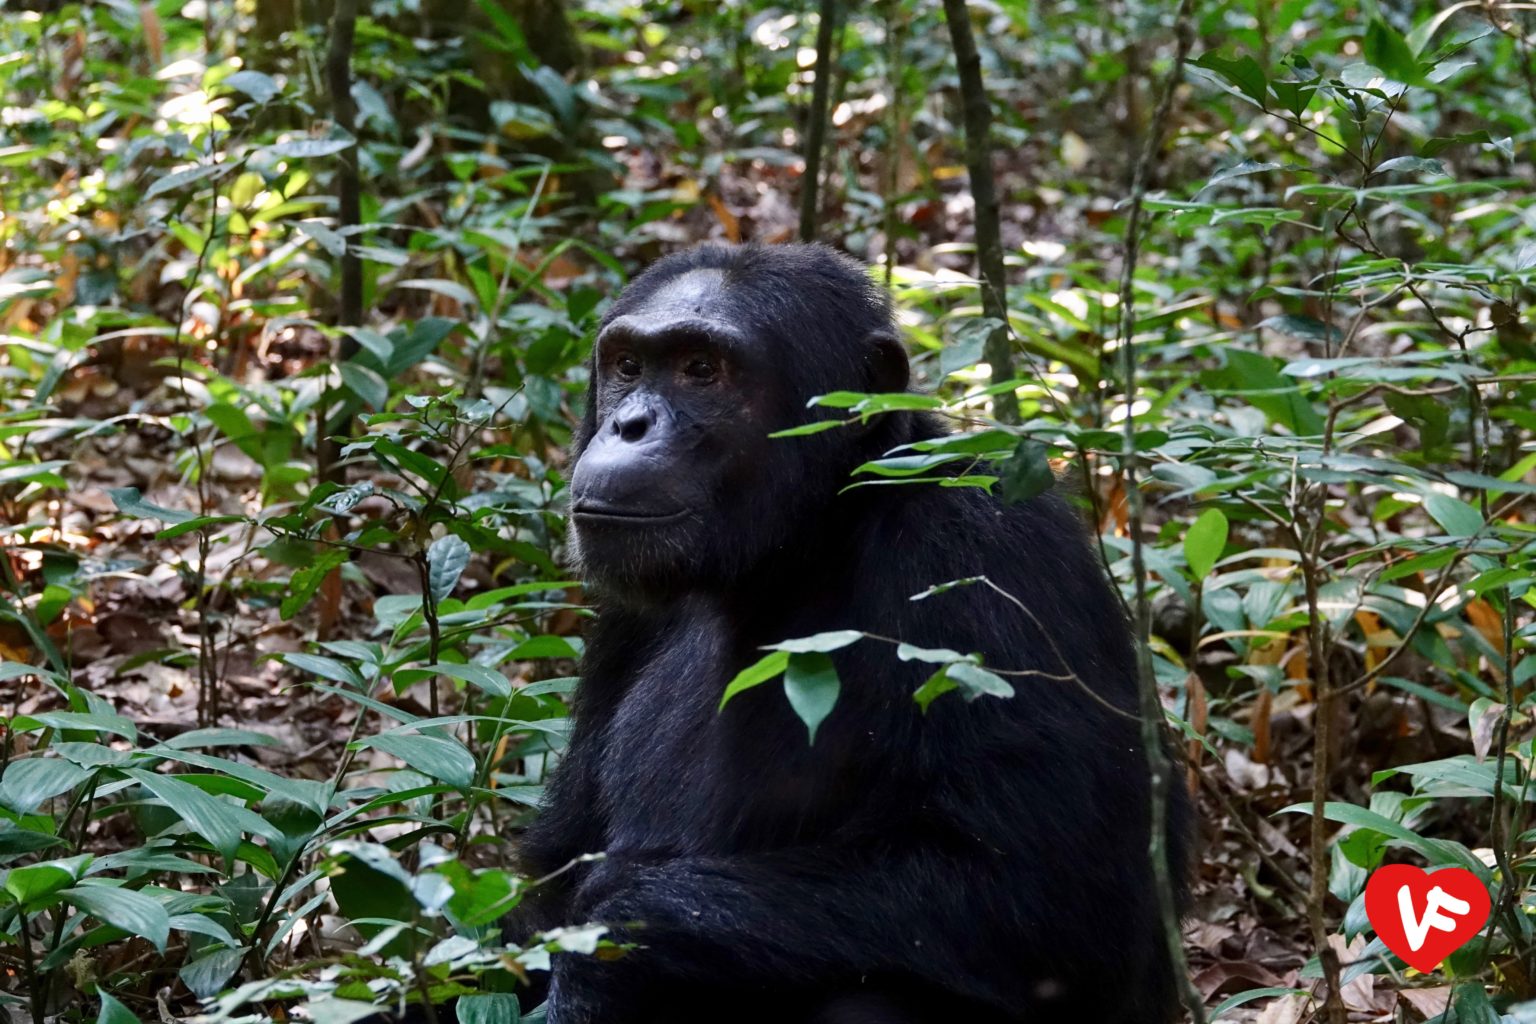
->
[514,243,1191,1024]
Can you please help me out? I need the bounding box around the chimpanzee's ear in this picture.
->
[865,331,910,394]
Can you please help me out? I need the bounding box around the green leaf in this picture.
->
[525,65,578,126]
[387,318,458,376]
[1259,315,1339,346]
[1212,349,1325,435]
[855,453,965,478]
[157,514,245,540]
[507,635,580,660]
[280,549,348,620]
[807,391,868,409]
[895,644,972,665]
[1423,130,1512,159]
[355,438,449,489]
[719,650,791,709]
[326,846,424,957]
[1379,548,1457,581]
[1407,5,1465,55]
[5,855,91,904]
[360,733,476,788]
[339,362,388,410]
[913,667,959,712]
[1190,52,1268,106]
[999,440,1054,504]
[414,662,511,698]
[1448,979,1497,1022]
[293,219,345,256]
[1206,160,1284,188]
[1270,58,1320,118]
[125,769,261,863]
[1363,18,1424,84]
[766,631,864,654]
[940,317,997,377]
[398,278,478,309]
[458,995,522,1024]
[279,652,363,687]
[1423,494,1483,537]
[222,70,279,103]
[204,402,258,458]
[268,138,354,158]
[768,419,847,438]
[856,392,946,414]
[910,577,985,601]
[910,431,1016,456]
[915,660,1013,710]
[317,482,376,515]
[428,535,472,604]
[179,948,245,1000]
[0,757,89,815]
[474,0,533,54]
[0,824,66,860]
[148,748,327,814]
[11,709,136,741]
[344,325,394,362]
[1373,156,1448,177]
[97,992,143,1024]
[1184,508,1229,580]
[1210,988,1310,1020]
[305,1000,383,1024]
[0,460,68,487]
[783,653,840,745]
[63,884,170,951]
[1279,801,1487,874]
[947,662,1015,702]
[144,164,224,200]
[0,661,64,684]
[108,487,194,524]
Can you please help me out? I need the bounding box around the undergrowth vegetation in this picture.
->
[1,1,1534,1021]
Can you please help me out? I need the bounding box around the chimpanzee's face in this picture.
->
[566,247,909,602]
[568,269,779,595]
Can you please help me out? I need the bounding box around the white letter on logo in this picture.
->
[1398,885,1472,951]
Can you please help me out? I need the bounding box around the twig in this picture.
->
[798,0,838,243]
[319,0,361,485]
[1111,1,1205,1020]
[940,0,1019,424]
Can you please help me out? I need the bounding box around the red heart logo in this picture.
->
[1364,864,1490,973]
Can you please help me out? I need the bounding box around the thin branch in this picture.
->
[798,0,838,243]
[320,0,361,484]
[941,0,1019,424]
[1111,1,1204,1020]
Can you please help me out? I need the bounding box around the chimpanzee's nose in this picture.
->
[613,401,656,443]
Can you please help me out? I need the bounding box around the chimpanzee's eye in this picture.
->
[683,357,718,382]
[615,354,642,379]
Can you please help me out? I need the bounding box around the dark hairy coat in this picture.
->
[513,243,1191,1024]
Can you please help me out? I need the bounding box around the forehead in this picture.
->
[630,268,731,319]
[600,268,747,345]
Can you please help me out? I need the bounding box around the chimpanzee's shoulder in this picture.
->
[853,480,1099,573]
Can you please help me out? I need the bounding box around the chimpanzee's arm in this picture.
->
[542,848,1065,1024]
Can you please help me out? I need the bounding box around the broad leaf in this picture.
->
[783,653,841,744]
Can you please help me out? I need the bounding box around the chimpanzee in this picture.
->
[512,243,1191,1024]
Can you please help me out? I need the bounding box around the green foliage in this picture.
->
[1,0,1535,1021]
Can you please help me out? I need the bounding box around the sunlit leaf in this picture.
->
[1184,508,1229,580]
[784,652,840,744]
[719,650,791,709]
[428,535,472,603]
[63,884,170,951]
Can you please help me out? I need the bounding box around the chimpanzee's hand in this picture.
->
[544,949,630,1024]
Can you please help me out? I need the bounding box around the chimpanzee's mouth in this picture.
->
[571,503,690,524]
